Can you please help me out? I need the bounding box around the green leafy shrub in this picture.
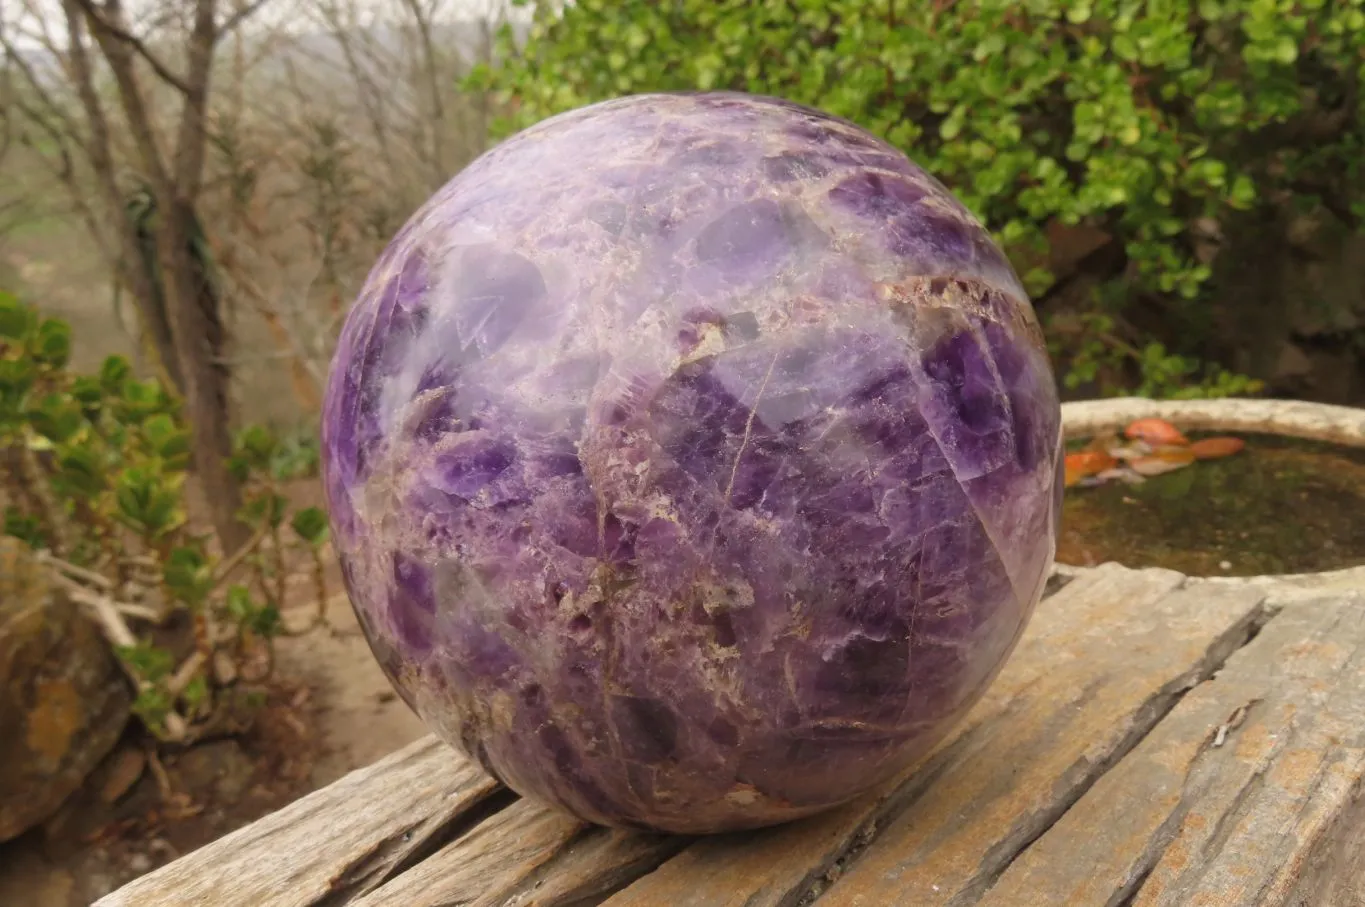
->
[469,0,1364,397]
[0,289,330,742]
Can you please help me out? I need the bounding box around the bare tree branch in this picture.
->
[221,0,275,36]
[57,0,184,387]
[67,0,193,95]
[71,0,174,196]
[171,0,218,199]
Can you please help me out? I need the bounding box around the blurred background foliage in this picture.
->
[2,2,1364,898]
[471,0,1365,401]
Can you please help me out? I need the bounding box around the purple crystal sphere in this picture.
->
[321,92,1063,834]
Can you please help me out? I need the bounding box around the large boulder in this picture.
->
[0,538,131,842]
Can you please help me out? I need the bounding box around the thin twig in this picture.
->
[67,0,193,95]
[61,582,139,649]
[212,522,269,586]
[145,746,175,800]
[37,550,114,590]
[16,440,71,555]
[45,565,164,623]
[166,651,208,698]
[54,575,194,741]
[163,711,189,743]
[221,0,275,35]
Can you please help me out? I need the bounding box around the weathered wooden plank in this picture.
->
[600,564,1258,907]
[799,578,1273,907]
[92,736,502,907]
[90,569,1073,907]
[101,562,1319,907]
[350,797,685,907]
[974,590,1365,907]
[293,577,1103,907]
[1284,758,1365,907]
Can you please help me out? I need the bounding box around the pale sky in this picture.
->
[2,0,530,52]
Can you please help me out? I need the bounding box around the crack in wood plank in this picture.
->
[1282,767,1365,907]
[350,797,687,907]
[797,578,1273,907]
[975,589,1365,907]
[100,568,1365,907]
[499,826,690,907]
[91,737,505,907]
[312,788,522,907]
[956,592,1275,907]
[1103,697,1270,907]
[594,564,1205,907]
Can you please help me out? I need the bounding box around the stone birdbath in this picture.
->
[1057,396,1365,588]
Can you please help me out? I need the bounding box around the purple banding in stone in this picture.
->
[321,91,1062,834]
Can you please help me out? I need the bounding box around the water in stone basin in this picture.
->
[320,92,1063,834]
[1060,433,1365,577]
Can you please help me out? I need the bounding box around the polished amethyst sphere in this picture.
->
[321,92,1062,834]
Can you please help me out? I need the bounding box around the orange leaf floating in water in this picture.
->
[1190,436,1246,460]
[1129,445,1196,476]
[1124,418,1189,446]
[1064,450,1118,486]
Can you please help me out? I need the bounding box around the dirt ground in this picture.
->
[0,480,429,906]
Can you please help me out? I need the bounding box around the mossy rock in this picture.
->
[0,538,131,842]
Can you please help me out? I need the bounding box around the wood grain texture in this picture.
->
[809,578,1273,907]
[972,590,1365,906]
[97,566,1365,907]
[352,797,685,907]
[1283,757,1365,907]
[602,564,1239,907]
[91,736,502,907]
[1123,590,1365,907]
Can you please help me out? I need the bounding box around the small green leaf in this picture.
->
[68,376,105,413]
[1273,35,1298,65]
[225,583,254,621]
[26,393,84,444]
[141,413,192,468]
[250,603,282,638]
[114,642,175,682]
[270,434,321,481]
[99,355,133,393]
[234,424,278,472]
[239,491,288,529]
[117,378,174,422]
[30,318,72,368]
[163,544,213,606]
[0,359,35,415]
[0,293,36,341]
[54,446,106,496]
[227,453,251,483]
[3,507,46,548]
[131,686,173,732]
[182,674,210,708]
[290,506,330,547]
[114,465,186,538]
